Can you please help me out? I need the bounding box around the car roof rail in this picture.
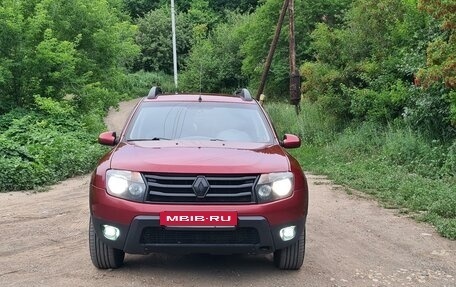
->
[147,86,162,99]
[235,88,253,101]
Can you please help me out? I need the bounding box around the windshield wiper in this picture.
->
[209,138,225,142]
[128,137,171,141]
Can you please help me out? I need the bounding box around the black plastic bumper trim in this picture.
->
[91,215,305,255]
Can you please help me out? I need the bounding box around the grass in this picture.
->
[266,100,456,240]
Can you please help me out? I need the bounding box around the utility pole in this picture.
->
[171,0,178,91]
[255,0,290,100]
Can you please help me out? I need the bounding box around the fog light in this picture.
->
[279,226,296,241]
[102,225,120,241]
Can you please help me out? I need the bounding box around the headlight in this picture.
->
[106,170,146,202]
[255,172,294,203]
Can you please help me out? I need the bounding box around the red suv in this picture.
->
[89,87,308,270]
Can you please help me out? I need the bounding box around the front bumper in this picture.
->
[92,215,305,255]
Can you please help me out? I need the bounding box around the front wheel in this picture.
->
[89,217,125,269]
[273,228,305,270]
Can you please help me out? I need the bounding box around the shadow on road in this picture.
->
[123,253,279,271]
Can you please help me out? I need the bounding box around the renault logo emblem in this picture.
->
[192,176,210,198]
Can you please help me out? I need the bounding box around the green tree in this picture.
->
[417,0,456,88]
[180,13,249,92]
[186,0,219,36]
[0,0,139,113]
[416,0,456,127]
[300,0,431,122]
[135,6,192,73]
[299,0,455,138]
[209,0,259,13]
[24,29,79,99]
[122,0,162,18]
[240,0,351,97]
[0,0,27,110]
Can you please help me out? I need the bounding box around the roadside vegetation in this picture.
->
[267,102,456,240]
[264,0,456,239]
[1,0,454,238]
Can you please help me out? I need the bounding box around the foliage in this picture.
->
[1,0,455,245]
[180,13,249,93]
[122,71,175,97]
[266,99,340,145]
[403,86,456,139]
[122,0,162,18]
[186,0,219,33]
[417,0,456,89]
[298,0,456,139]
[132,0,226,76]
[0,97,106,191]
[134,6,192,74]
[240,0,351,98]
[121,0,254,18]
[0,0,142,191]
[0,0,139,113]
[300,61,349,119]
[209,0,259,14]
[267,101,456,239]
[416,0,456,127]
[343,0,407,61]
[347,80,410,122]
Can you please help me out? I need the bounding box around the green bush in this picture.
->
[403,86,455,140]
[0,97,106,191]
[348,81,409,123]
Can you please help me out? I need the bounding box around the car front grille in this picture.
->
[140,227,260,244]
[143,174,258,203]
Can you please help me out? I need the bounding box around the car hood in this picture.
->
[110,141,290,174]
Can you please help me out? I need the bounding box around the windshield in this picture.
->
[126,102,273,143]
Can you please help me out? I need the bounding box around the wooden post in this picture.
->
[255,0,290,100]
[288,0,301,108]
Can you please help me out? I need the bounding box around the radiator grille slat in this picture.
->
[143,174,258,203]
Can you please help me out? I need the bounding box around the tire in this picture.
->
[273,228,305,270]
[89,217,125,269]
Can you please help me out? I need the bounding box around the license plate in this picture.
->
[160,211,237,227]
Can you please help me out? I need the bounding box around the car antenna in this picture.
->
[199,62,203,102]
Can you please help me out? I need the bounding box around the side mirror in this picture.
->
[281,134,301,149]
[98,131,117,146]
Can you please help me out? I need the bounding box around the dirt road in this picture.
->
[1,98,455,287]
